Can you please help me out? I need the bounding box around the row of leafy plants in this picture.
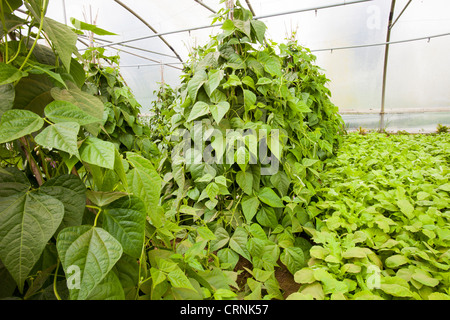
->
[5,0,428,301]
[288,132,450,299]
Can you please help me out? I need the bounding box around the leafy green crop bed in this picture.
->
[290,132,450,300]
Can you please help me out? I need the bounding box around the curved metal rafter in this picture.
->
[193,0,216,14]
[113,0,183,62]
[90,0,374,50]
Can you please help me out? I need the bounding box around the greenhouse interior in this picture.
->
[0,0,449,302]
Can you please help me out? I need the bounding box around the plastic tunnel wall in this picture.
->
[43,0,450,132]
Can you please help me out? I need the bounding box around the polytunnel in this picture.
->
[41,0,450,132]
[1,0,450,303]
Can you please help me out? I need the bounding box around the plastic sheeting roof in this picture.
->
[45,0,450,131]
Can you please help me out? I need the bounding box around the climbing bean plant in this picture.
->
[155,2,345,299]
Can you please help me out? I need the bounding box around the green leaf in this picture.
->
[150,267,166,289]
[229,227,251,261]
[204,69,224,97]
[236,171,253,195]
[80,136,115,170]
[256,206,278,228]
[43,17,78,72]
[51,86,104,136]
[35,122,80,158]
[86,270,125,300]
[44,100,102,125]
[0,191,64,291]
[250,20,267,44]
[210,227,230,251]
[40,174,86,232]
[258,187,284,208]
[187,69,207,101]
[13,74,54,115]
[411,272,439,287]
[217,248,239,270]
[396,199,415,219]
[0,109,44,143]
[257,51,282,77]
[270,171,290,197]
[342,247,367,259]
[0,167,30,197]
[234,19,251,38]
[385,254,408,269]
[167,268,196,291]
[205,182,219,201]
[241,195,260,222]
[0,84,15,117]
[102,196,146,258]
[294,268,315,284]
[209,101,230,124]
[86,190,128,207]
[126,152,162,225]
[70,17,117,36]
[243,89,256,109]
[0,62,28,85]
[380,277,413,297]
[56,225,123,300]
[281,247,305,275]
[28,65,67,89]
[187,101,210,122]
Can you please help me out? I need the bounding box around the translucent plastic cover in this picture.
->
[44,0,450,130]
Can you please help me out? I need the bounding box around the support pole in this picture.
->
[380,0,396,131]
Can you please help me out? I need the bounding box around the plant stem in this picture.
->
[53,259,62,300]
[19,0,47,71]
[20,136,44,186]
[0,1,9,62]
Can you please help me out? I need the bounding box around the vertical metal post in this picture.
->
[380,0,396,131]
[62,0,67,25]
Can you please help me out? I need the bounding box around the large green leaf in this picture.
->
[204,69,224,97]
[102,196,146,258]
[250,20,266,44]
[0,167,30,197]
[280,247,305,275]
[241,195,260,222]
[40,174,86,232]
[13,74,54,115]
[209,101,229,124]
[79,136,116,170]
[126,152,162,226]
[236,171,253,195]
[86,270,125,300]
[257,51,282,77]
[257,187,284,208]
[0,109,44,143]
[187,101,210,122]
[42,17,78,72]
[187,69,207,101]
[51,86,104,136]
[0,62,28,85]
[56,225,123,300]
[0,191,64,291]
[70,17,117,36]
[44,100,102,125]
[0,84,15,117]
[229,227,251,261]
[35,122,80,158]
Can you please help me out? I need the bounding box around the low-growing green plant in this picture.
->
[288,132,450,300]
[437,124,449,134]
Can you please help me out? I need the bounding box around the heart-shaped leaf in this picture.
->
[56,225,123,300]
[0,109,44,143]
[0,191,64,291]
